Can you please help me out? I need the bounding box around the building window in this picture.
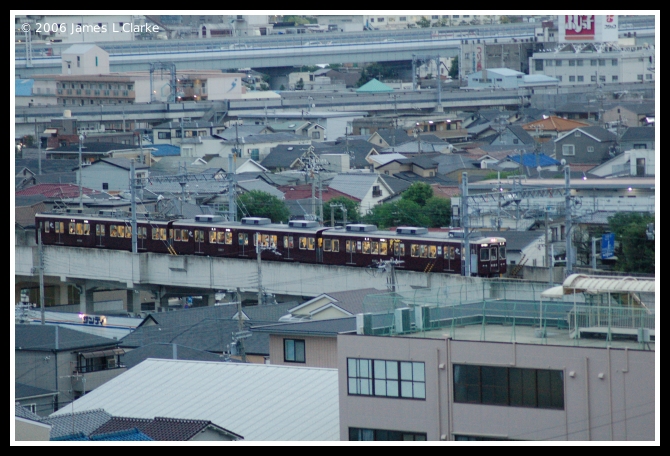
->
[577,60,584,67]
[311,131,321,139]
[349,428,427,441]
[545,59,553,66]
[569,76,575,82]
[578,76,584,82]
[612,75,618,82]
[562,145,575,156]
[637,74,643,81]
[645,74,652,80]
[575,131,581,137]
[284,339,305,363]
[102,182,109,190]
[587,146,594,152]
[372,185,382,197]
[569,60,576,67]
[453,364,564,409]
[347,358,426,399]
[590,59,597,66]
[158,132,171,139]
[555,60,562,67]
[591,75,597,82]
[534,60,543,71]
[599,76,606,83]
[612,59,618,66]
[557,75,562,82]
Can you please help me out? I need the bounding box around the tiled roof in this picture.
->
[90,416,236,441]
[15,324,118,352]
[15,382,57,400]
[522,116,590,132]
[15,403,43,422]
[507,125,536,145]
[379,175,412,195]
[620,126,655,142]
[328,173,382,200]
[41,409,112,439]
[49,359,339,441]
[120,343,227,369]
[15,183,100,198]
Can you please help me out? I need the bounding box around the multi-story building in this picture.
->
[338,275,655,441]
[529,43,655,86]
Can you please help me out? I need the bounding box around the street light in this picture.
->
[413,122,422,154]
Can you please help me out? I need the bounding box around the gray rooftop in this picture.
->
[15,324,118,352]
[328,173,383,200]
[252,317,357,336]
[475,230,545,252]
[620,126,655,142]
[42,409,113,439]
[120,343,229,369]
[16,382,58,400]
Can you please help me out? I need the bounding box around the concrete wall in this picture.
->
[337,335,656,441]
[15,417,51,441]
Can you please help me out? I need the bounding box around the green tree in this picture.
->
[424,197,451,228]
[237,190,290,223]
[607,212,655,273]
[402,182,434,207]
[416,16,431,28]
[283,15,312,25]
[356,63,397,87]
[448,56,459,80]
[322,197,360,226]
[363,199,430,229]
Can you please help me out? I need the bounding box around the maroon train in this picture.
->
[34,212,507,277]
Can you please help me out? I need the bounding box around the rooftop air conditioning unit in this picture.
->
[394,307,411,334]
[346,224,377,232]
[638,328,651,343]
[289,220,319,228]
[396,227,428,235]
[356,313,373,335]
[414,305,432,331]
[241,217,271,225]
[195,214,224,223]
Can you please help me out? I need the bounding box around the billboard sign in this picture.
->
[601,232,615,259]
[559,15,618,43]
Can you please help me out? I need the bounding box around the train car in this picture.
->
[34,212,506,277]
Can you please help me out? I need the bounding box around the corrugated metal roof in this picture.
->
[328,173,380,200]
[50,359,339,441]
[562,274,655,294]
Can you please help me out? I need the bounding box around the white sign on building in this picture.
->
[558,15,618,43]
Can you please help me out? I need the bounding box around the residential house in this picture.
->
[45,142,143,161]
[588,149,655,178]
[367,129,412,149]
[48,359,340,441]
[89,416,243,441]
[554,126,618,165]
[552,102,603,123]
[15,405,51,442]
[15,383,59,418]
[152,121,227,146]
[602,102,655,128]
[15,325,126,408]
[522,116,590,142]
[328,173,396,214]
[373,154,439,179]
[254,318,357,368]
[40,409,113,440]
[489,124,537,148]
[278,288,384,322]
[80,157,149,193]
[619,126,655,151]
[120,343,229,369]
[268,121,326,142]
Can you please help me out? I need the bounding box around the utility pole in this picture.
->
[228,154,237,221]
[236,287,246,363]
[35,119,42,175]
[38,222,45,325]
[130,160,138,254]
[564,165,573,276]
[544,210,549,268]
[78,134,84,210]
[462,172,470,277]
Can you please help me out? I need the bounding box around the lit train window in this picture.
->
[346,240,355,253]
[225,232,233,245]
[308,237,315,250]
[239,233,248,246]
[194,230,204,242]
[110,225,118,237]
[420,245,428,258]
[181,229,188,241]
[490,247,497,261]
[69,223,75,234]
[153,228,159,240]
[480,248,490,261]
[324,239,332,252]
[394,243,405,256]
[97,225,105,237]
[362,241,371,254]
[140,227,147,239]
[371,241,379,255]
[57,222,65,234]
[75,223,83,235]
[126,227,133,238]
[499,246,506,259]
[428,245,437,258]
[332,239,339,252]
[217,232,225,244]
[284,236,294,248]
[411,244,419,257]
[380,242,387,255]
[174,229,181,241]
[209,231,216,243]
[159,228,166,241]
[299,237,307,249]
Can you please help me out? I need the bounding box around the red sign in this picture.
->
[564,15,595,40]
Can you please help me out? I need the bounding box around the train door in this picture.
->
[345,239,356,264]
[316,237,323,263]
[443,244,456,272]
[238,232,250,256]
[489,246,499,274]
[137,226,147,250]
[194,229,205,254]
[283,235,294,260]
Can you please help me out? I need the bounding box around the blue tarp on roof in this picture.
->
[150,144,181,157]
[15,79,34,97]
[507,153,560,167]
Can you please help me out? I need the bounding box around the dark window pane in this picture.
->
[537,370,552,408]
[509,368,523,406]
[551,370,565,409]
[522,369,537,407]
